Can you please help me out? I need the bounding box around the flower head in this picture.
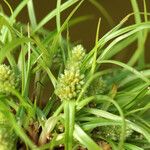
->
[55,45,86,101]
[72,44,85,62]
[0,64,18,94]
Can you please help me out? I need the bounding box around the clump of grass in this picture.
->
[0,0,150,150]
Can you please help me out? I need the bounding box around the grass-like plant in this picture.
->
[0,0,150,150]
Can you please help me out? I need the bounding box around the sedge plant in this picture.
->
[0,0,150,150]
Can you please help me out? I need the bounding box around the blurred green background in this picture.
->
[1,0,150,61]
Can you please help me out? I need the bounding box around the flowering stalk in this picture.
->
[55,45,86,150]
[64,100,75,150]
[55,45,85,101]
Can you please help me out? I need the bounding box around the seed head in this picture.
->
[55,45,86,101]
[0,64,18,94]
[72,44,85,62]
[55,68,84,100]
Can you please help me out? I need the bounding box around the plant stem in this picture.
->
[64,100,75,150]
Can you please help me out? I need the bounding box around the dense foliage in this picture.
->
[0,0,150,150]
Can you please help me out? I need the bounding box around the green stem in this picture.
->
[68,101,75,149]
[53,103,64,117]
[64,100,75,150]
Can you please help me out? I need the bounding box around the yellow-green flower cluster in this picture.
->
[0,113,16,150]
[72,44,85,62]
[0,64,18,94]
[55,45,85,101]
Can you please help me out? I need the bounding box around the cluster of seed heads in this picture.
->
[0,64,18,94]
[55,45,85,101]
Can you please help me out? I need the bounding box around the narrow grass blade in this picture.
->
[0,37,31,63]
[10,0,29,22]
[88,0,115,27]
[38,116,58,145]
[74,124,101,150]
[34,0,79,32]
[27,0,37,28]
[97,60,150,83]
